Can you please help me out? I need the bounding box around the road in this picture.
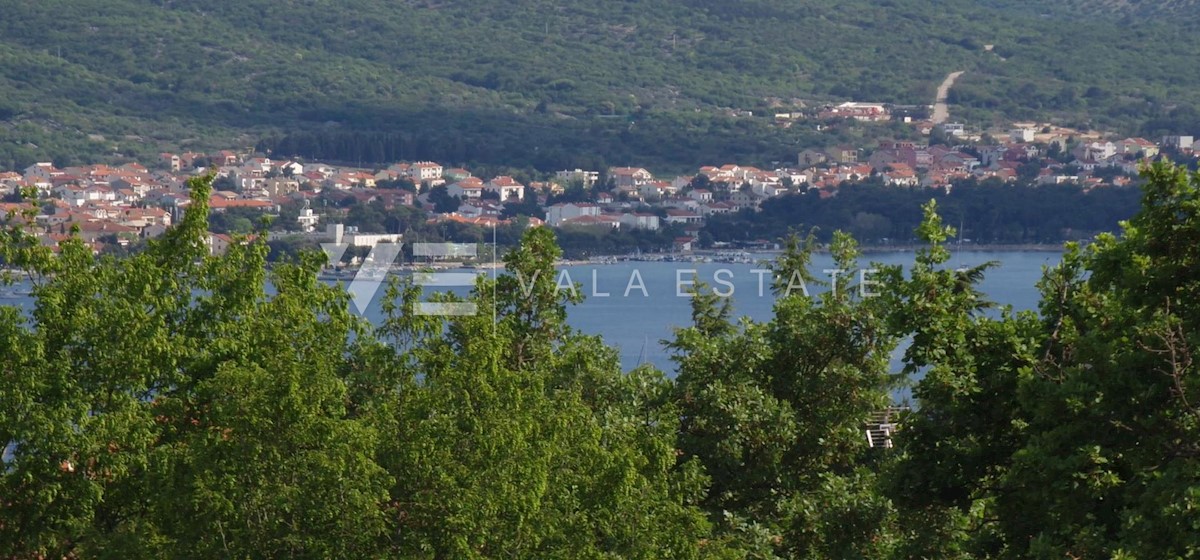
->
[931,70,965,124]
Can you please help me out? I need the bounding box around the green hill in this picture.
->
[1,0,1198,171]
[980,0,1200,20]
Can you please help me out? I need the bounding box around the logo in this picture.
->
[411,243,479,316]
[320,241,483,316]
[320,242,405,314]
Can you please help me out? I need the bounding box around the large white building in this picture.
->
[325,224,401,247]
[407,162,444,185]
[1162,135,1195,151]
[554,169,600,188]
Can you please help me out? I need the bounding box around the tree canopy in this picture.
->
[4,165,1200,557]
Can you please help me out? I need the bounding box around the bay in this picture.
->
[566,251,1060,373]
[1,250,1063,375]
[360,250,1063,374]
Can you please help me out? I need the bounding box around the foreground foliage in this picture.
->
[2,164,1200,557]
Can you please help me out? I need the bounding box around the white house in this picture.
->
[749,172,785,196]
[325,224,402,247]
[728,191,761,210]
[447,177,485,199]
[664,198,700,211]
[1010,128,1036,143]
[547,202,600,226]
[1080,141,1118,161]
[485,176,525,201]
[638,180,677,199]
[699,202,736,216]
[940,123,966,137]
[408,162,444,185]
[664,209,703,225]
[882,165,920,187]
[1162,135,1194,151]
[609,167,653,189]
[560,214,620,228]
[554,169,600,188]
[161,153,182,172]
[618,213,660,231]
[278,161,305,177]
[297,203,320,232]
[1038,172,1079,185]
[57,185,118,206]
[241,158,272,177]
[777,169,810,188]
[23,162,60,182]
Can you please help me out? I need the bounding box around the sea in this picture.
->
[0,250,1063,376]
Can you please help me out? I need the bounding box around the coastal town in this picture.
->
[2,114,1197,260]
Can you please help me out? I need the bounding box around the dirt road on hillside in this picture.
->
[931,70,964,124]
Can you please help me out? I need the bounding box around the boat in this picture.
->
[0,288,31,299]
[317,268,356,282]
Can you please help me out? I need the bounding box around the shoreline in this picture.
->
[562,243,1068,263]
[311,245,1070,275]
[853,243,1067,254]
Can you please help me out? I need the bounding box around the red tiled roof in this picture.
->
[488,176,522,187]
[208,197,274,210]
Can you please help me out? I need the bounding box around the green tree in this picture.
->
[874,200,1039,559]
[993,163,1200,558]
[428,185,460,214]
[669,230,900,558]
[877,166,1200,558]
[0,174,389,558]
[366,227,727,557]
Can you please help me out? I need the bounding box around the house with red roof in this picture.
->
[206,232,258,256]
[882,164,919,187]
[609,167,653,190]
[664,208,704,225]
[560,214,620,229]
[208,196,276,212]
[546,202,600,226]
[407,162,444,185]
[485,176,525,201]
[1117,138,1159,158]
[213,151,240,166]
[447,177,485,199]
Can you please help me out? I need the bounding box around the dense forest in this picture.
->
[704,178,1144,245]
[980,0,1200,20]
[3,165,1200,557]
[1,0,1199,170]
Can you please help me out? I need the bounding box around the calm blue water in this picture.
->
[0,251,1063,375]
[562,251,1059,373]
[364,251,1062,373]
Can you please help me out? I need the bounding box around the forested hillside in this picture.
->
[704,178,1144,245]
[1,0,1199,170]
[980,0,1200,20]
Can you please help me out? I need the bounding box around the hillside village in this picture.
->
[1,124,1197,258]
